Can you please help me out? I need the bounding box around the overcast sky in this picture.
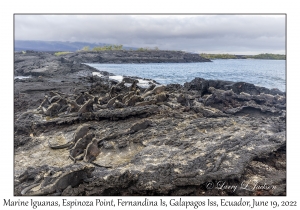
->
[15,15,285,54]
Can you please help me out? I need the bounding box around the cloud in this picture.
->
[14,14,285,54]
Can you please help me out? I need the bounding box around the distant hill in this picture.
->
[14,40,137,52]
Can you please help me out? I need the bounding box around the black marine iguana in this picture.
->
[21,164,94,196]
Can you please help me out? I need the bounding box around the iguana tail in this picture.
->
[21,183,40,196]
[90,162,112,168]
[48,139,73,149]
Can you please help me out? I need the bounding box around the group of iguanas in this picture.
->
[39,79,170,168]
[36,78,169,117]
[21,114,154,196]
[47,124,104,165]
[48,119,154,166]
[20,78,211,196]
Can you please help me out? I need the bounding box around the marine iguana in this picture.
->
[142,85,166,98]
[83,139,100,163]
[69,133,95,160]
[42,102,60,117]
[122,91,135,103]
[125,95,143,106]
[109,86,117,99]
[106,96,118,109]
[66,99,81,113]
[73,124,92,143]
[83,139,112,168]
[21,164,94,196]
[135,99,157,106]
[113,100,125,108]
[37,95,49,111]
[152,85,166,94]
[115,80,126,90]
[84,92,94,100]
[154,92,169,103]
[143,84,156,94]
[47,124,93,149]
[56,98,69,113]
[129,80,139,92]
[126,120,153,134]
[48,92,62,104]
[75,92,85,105]
[98,95,110,105]
[77,97,96,116]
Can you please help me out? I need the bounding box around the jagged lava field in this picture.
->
[14,50,286,196]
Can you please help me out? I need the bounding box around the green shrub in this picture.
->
[200,53,237,59]
[54,51,72,56]
[92,44,123,51]
[200,53,286,60]
[250,53,286,60]
[136,47,154,51]
[81,46,90,51]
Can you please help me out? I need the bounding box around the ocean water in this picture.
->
[87,59,286,91]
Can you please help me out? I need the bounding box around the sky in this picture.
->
[14,14,286,55]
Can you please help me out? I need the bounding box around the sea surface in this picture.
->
[87,59,286,91]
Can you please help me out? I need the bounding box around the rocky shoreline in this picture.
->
[14,51,286,196]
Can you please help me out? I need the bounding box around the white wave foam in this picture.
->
[14,76,31,79]
[101,73,158,88]
[137,79,153,88]
[92,72,104,77]
[109,75,124,82]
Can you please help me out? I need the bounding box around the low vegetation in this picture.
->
[92,44,123,51]
[200,53,237,59]
[54,51,72,56]
[137,47,160,51]
[78,45,161,52]
[247,53,286,60]
[200,53,286,60]
[81,46,90,51]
